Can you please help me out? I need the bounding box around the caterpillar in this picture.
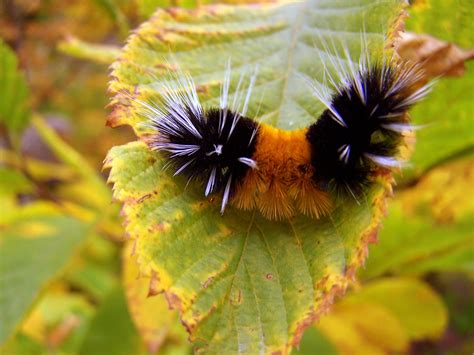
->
[134,46,430,221]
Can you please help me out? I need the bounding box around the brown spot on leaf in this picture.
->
[202,276,214,289]
[106,108,125,127]
[137,193,152,204]
[147,271,160,297]
[230,289,243,305]
[165,292,182,310]
[152,223,168,232]
[266,273,274,280]
[47,315,80,347]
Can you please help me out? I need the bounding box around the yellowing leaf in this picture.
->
[122,241,179,353]
[57,36,121,64]
[316,277,448,354]
[346,278,448,340]
[363,157,474,277]
[317,302,408,355]
[396,32,474,82]
[105,1,406,353]
[21,290,94,352]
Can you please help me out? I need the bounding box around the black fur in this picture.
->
[153,107,258,196]
[307,65,413,197]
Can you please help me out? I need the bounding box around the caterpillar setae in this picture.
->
[133,44,430,221]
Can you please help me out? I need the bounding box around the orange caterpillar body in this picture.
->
[232,124,332,220]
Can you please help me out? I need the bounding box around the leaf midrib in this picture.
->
[274,0,308,127]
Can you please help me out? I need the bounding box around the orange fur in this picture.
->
[232,124,332,220]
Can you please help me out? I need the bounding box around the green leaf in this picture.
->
[0,208,88,344]
[106,1,405,353]
[402,0,474,178]
[408,0,473,48]
[0,40,31,135]
[362,156,474,278]
[408,63,474,177]
[295,327,338,355]
[0,167,34,196]
[1,333,48,355]
[108,1,402,132]
[106,140,386,353]
[79,286,144,355]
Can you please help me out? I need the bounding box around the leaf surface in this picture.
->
[79,287,143,355]
[400,0,474,179]
[122,241,184,353]
[106,1,404,353]
[0,208,88,344]
[0,40,31,134]
[362,157,474,278]
[316,278,447,353]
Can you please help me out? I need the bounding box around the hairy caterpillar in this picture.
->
[133,44,430,221]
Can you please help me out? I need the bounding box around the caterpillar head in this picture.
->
[137,64,259,213]
[306,55,431,198]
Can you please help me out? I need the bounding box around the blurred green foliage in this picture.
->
[0,0,473,354]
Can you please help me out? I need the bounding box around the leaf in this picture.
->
[106,1,405,353]
[137,0,202,16]
[317,302,408,355]
[108,1,402,132]
[0,207,88,344]
[400,0,474,178]
[92,0,130,36]
[295,327,338,355]
[0,167,34,196]
[408,0,473,49]
[316,278,447,353]
[344,278,448,340]
[136,0,275,18]
[21,290,94,353]
[0,40,31,134]
[106,140,387,354]
[66,260,118,301]
[396,32,474,82]
[1,333,47,355]
[122,241,184,353]
[78,286,144,355]
[57,36,122,64]
[362,156,474,278]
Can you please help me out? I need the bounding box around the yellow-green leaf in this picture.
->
[106,1,405,353]
[345,278,448,340]
[401,0,474,179]
[0,40,31,134]
[363,157,474,278]
[122,241,182,353]
[79,287,143,355]
[0,207,88,344]
[316,278,448,353]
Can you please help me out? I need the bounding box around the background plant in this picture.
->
[0,0,473,354]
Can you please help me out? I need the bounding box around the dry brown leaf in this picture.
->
[396,32,474,83]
